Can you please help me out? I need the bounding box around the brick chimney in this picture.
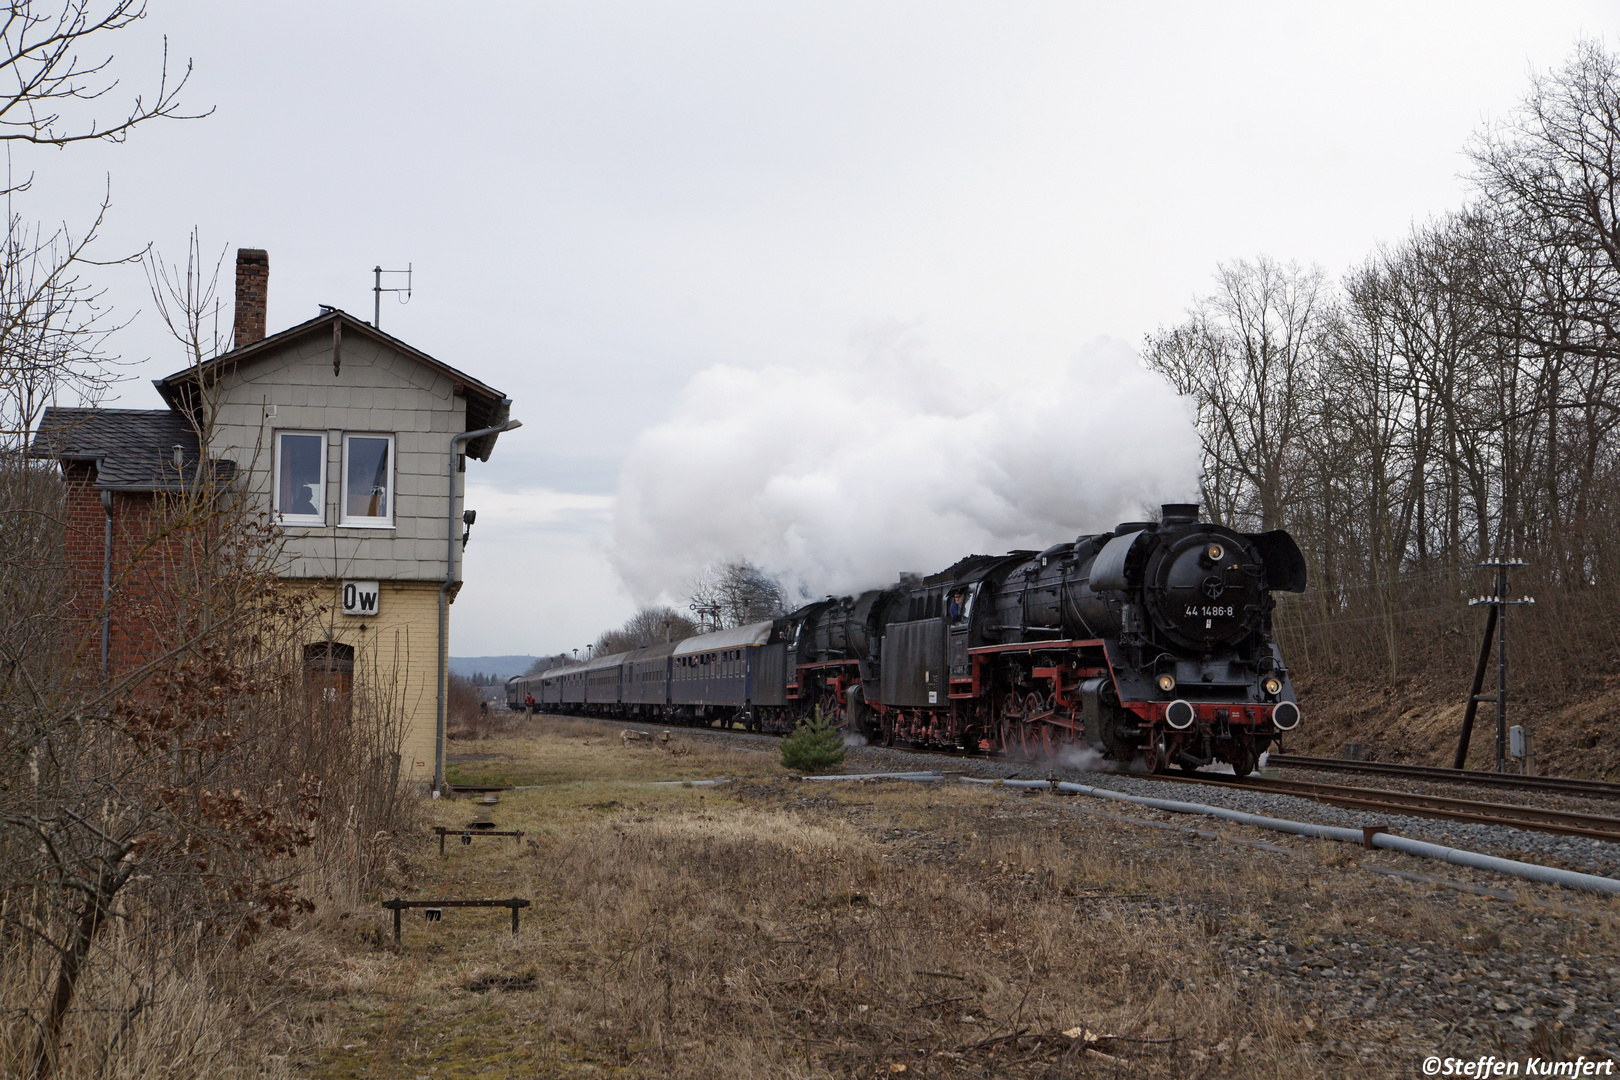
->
[233,248,268,348]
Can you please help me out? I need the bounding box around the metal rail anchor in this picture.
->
[381,897,532,943]
[1453,561,1535,772]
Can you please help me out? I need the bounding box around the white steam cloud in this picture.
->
[610,336,1202,605]
[1055,743,1111,773]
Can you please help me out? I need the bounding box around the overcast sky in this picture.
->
[27,1,1616,657]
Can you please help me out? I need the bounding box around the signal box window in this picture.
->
[275,432,326,525]
[342,434,394,527]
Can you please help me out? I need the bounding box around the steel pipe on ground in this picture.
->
[802,771,944,782]
[647,778,733,787]
[956,776,1620,897]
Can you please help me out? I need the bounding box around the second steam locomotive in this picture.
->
[509,503,1307,774]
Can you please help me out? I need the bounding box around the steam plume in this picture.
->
[610,336,1201,604]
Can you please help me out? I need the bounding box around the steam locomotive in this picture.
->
[508,503,1307,773]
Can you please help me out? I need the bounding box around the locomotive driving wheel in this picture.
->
[1140,733,1169,774]
[996,692,1023,758]
[1020,692,1048,758]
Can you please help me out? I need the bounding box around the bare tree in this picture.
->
[1139,41,1620,720]
[1143,256,1330,532]
[593,605,700,655]
[689,561,786,630]
[0,1,205,152]
[0,1,205,449]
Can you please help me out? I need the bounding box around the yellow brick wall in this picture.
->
[287,578,446,787]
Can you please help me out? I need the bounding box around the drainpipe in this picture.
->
[100,490,112,677]
[437,415,522,795]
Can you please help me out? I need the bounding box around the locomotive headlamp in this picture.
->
[1157,673,1176,693]
[1206,543,1224,562]
[1262,676,1283,696]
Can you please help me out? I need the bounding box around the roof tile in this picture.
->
[29,407,236,490]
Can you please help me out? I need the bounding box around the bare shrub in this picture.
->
[0,245,420,1074]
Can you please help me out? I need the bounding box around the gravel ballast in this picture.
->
[837,742,1620,879]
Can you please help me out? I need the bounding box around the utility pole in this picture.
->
[1454,561,1533,771]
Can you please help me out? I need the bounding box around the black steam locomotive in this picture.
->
[510,503,1306,774]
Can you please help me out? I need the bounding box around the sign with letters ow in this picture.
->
[342,580,380,616]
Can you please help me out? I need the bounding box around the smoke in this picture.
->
[842,731,869,748]
[610,334,1202,604]
[1054,743,1110,773]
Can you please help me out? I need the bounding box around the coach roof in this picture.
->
[671,621,774,658]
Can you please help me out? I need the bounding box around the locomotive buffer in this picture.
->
[1454,561,1534,773]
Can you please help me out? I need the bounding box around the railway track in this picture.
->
[1268,753,1620,801]
[1137,770,1620,843]
[534,711,1620,844]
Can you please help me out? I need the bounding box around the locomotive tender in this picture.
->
[508,503,1307,773]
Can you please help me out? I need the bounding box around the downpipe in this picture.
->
[436,416,522,797]
[100,490,112,677]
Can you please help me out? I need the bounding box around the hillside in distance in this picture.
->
[449,655,538,683]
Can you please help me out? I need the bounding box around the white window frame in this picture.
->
[273,430,327,526]
[340,432,396,529]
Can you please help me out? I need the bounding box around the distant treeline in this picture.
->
[1144,39,1620,707]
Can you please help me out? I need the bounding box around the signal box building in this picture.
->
[33,249,514,786]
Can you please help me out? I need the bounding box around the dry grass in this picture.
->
[445,714,783,787]
[0,933,296,1080]
[304,801,1310,1077]
[258,718,1620,1078]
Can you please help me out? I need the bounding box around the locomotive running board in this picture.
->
[967,639,1105,655]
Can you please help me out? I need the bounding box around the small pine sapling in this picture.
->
[779,706,847,773]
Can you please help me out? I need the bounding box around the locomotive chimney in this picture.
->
[1161,503,1199,525]
[233,248,269,348]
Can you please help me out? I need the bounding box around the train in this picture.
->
[507,503,1307,774]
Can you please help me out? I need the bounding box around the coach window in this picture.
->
[341,434,394,527]
[274,432,326,525]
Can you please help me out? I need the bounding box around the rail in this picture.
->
[1138,771,1620,843]
[1268,754,1620,801]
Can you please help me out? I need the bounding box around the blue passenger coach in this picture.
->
[525,620,786,727]
[670,621,776,712]
[622,641,678,713]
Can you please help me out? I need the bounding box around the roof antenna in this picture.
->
[372,263,412,329]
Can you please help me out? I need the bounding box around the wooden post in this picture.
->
[1456,562,1530,771]
[1453,577,1500,769]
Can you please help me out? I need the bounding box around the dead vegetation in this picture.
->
[284,717,1620,1078]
